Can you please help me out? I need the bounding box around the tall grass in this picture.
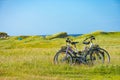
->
[0,48,119,80]
[0,31,120,80]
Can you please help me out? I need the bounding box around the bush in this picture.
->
[46,32,68,40]
[0,32,9,39]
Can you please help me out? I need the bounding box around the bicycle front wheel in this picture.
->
[54,51,73,65]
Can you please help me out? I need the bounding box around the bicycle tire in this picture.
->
[90,49,104,65]
[53,50,73,65]
[97,48,110,64]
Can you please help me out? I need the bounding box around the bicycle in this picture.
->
[53,36,110,65]
[83,36,110,65]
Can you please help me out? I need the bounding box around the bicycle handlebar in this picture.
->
[84,36,95,41]
[66,38,71,43]
[83,36,95,45]
[66,38,79,45]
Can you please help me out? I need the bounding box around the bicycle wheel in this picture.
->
[97,48,110,64]
[54,51,73,65]
[90,49,104,65]
[85,53,92,65]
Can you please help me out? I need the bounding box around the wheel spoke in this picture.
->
[54,51,73,65]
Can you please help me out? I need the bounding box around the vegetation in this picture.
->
[46,32,68,40]
[0,31,120,80]
[0,32,9,39]
[0,32,8,35]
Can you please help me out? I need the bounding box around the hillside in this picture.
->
[0,31,120,80]
[0,31,120,49]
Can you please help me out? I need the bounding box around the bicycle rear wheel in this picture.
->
[98,48,110,64]
[54,51,73,65]
[90,49,104,65]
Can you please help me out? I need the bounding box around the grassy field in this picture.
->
[0,31,120,80]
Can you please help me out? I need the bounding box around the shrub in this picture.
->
[0,32,9,39]
[46,32,68,40]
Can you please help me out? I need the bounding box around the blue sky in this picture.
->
[0,0,120,35]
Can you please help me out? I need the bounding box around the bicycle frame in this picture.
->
[65,44,76,56]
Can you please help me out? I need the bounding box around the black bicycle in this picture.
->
[54,36,110,65]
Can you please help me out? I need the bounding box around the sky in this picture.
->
[0,0,120,36]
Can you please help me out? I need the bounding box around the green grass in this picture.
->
[0,31,120,80]
[45,32,67,40]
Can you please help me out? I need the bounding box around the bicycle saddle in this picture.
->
[71,42,79,45]
[83,41,90,45]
